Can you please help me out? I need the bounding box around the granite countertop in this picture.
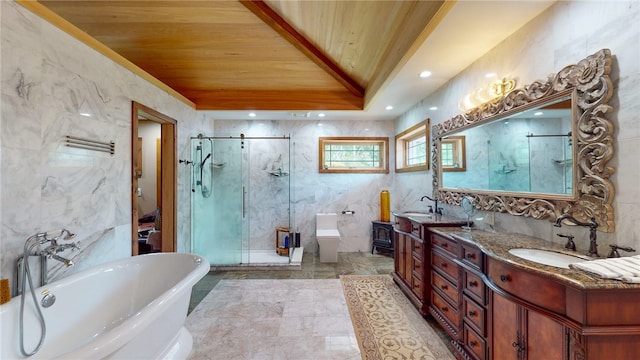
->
[429,227,640,290]
[393,212,468,226]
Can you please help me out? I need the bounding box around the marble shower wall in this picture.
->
[0,2,205,291]
[211,119,396,253]
[395,1,640,253]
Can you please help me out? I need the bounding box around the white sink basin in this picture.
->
[508,248,586,269]
[394,211,430,217]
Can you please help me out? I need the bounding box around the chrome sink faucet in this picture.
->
[554,214,599,257]
[420,195,442,215]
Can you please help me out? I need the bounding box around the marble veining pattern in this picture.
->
[431,227,640,289]
[1,0,638,308]
[395,1,640,255]
[186,279,361,360]
[0,1,199,287]
[211,120,395,255]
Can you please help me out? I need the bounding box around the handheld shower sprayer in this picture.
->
[201,153,212,168]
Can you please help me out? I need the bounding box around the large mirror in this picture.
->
[432,49,615,232]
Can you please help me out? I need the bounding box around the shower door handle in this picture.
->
[242,186,246,218]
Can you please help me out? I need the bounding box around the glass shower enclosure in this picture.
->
[190,134,294,265]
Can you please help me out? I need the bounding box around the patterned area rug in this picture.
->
[341,275,455,360]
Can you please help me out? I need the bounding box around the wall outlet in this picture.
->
[484,212,495,227]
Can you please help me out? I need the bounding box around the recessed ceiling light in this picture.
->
[318,113,325,117]
[485,72,497,78]
[79,112,92,117]
[429,106,438,111]
[249,112,256,117]
[419,71,432,78]
[534,111,544,116]
[385,105,393,111]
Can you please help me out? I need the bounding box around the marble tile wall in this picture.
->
[0,2,205,291]
[211,119,395,254]
[395,1,640,253]
[3,0,638,293]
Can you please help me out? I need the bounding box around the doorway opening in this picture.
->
[131,101,177,255]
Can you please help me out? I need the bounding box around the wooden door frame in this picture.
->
[131,101,177,255]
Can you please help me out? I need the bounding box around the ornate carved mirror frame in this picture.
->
[432,49,615,232]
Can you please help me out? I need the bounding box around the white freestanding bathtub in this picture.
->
[0,253,209,359]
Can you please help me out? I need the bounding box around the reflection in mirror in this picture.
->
[441,136,466,172]
[441,96,572,194]
[432,49,615,232]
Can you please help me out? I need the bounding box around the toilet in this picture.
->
[316,213,341,263]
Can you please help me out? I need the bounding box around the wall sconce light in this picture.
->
[489,78,516,97]
[458,77,517,112]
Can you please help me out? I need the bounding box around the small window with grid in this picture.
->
[395,120,429,173]
[319,137,389,173]
[441,142,454,167]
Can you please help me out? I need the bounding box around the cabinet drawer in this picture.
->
[432,251,459,283]
[410,221,422,238]
[461,243,483,270]
[411,275,424,300]
[412,238,424,260]
[412,256,424,278]
[463,296,486,335]
[432,233,458,257]
[463,323,487,360]
[488,258,566,314]
[433,270,459,306]
[463,269,486,305]
[432,291,460,331]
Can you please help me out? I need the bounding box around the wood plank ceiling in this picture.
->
[35,0,447,111]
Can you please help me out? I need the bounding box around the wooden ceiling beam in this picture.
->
[183,89,363,111]
[363,1,453,110]
[239,0,365,100]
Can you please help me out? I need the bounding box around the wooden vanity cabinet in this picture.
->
[459,242,488,360]
[487,256,572,360]
[393,218,469,318]
[419,231,640,360]
[492,290,566,360]
[393,221,428,315]
[429,233,462,341]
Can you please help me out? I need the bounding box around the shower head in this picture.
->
[201,153,212,168]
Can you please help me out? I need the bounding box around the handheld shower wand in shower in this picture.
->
[201,153,211,168]
[199,151,213,198]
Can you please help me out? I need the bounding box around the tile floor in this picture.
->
[186,278,360,359]
[186,251,454,359]
[188,251,395,313]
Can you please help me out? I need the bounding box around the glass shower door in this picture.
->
[191,137,245,265]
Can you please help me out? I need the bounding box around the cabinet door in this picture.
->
[525,310,565,360]
[394,232,403,273]
[493,291,567,360]
[492,292,520,359]
[395,232,412,284]
[403,235,412,284]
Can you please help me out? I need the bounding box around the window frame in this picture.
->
[319,137,389,174]
[441,135,466,172]
[395,119,429,173]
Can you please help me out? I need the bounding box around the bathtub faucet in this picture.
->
[38,229,80,266]
[41,229,79,266]
[18,228,77,357]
